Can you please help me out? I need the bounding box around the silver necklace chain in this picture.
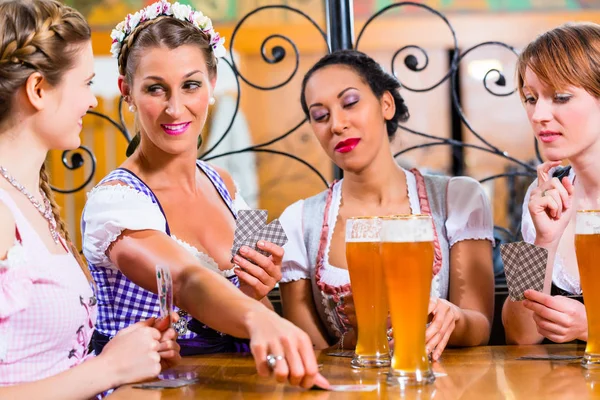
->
[0,165,60,244]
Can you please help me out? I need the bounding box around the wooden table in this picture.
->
[109,344,600,399]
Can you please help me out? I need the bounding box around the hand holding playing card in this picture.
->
[501,242,548,301]
[152,313,182,370]
[522,289,588,343]
[230,210,288,300]
[233,241,283,300]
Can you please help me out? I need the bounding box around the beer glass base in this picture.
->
[582,354,600,369]
[351,354,391,369]
[386,369,435,387]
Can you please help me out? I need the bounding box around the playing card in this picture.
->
[500,242,548,301]
[516,355,582,361]
[155,264,173,320]
[233,209,268,250]
[132,378,199,389]
[231,217,288,258]
[325,350,354,358]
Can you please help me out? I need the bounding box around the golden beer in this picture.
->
[575,210,600,367]
[345,217,391,368]
[380,215,435,385]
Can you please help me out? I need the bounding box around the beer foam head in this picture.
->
[576,211,600,235]
[381,215,434,242]
[345,217,381,242]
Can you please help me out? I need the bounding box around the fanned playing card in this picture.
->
[500,242,548,301]
[231,209,288,259]
[232,209,268,251]
[155,264,173,320]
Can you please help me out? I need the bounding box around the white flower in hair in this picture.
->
[212,36,226,58]
[144,2,161,19]
[200,15,212,32]
[171,2,192,21]
[110,28,125,43]
[110,0,227,58]
[110,41,122,58]
[193,13,210,30]
[110,0,226,61]
[127,11,143,34]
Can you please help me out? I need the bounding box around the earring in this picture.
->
[209,97,216,105]
[128,104,137,113]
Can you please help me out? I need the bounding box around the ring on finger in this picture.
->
[266,354,284,370]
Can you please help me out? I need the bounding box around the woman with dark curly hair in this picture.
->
[279,50,495,361]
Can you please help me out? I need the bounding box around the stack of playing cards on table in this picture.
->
[231,209,288,260]
[500,242,548,301]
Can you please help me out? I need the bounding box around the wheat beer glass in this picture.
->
[380,215,435,386]
[345,217,391,368]
[575,210,600,368]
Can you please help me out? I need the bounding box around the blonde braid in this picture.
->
[39,163,92,282]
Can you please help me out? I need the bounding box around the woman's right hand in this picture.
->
[529,161,575,247]
[246,308,330,390]
[99,319,163,386]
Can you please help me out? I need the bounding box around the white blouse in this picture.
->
[82,183,250,278]
[521,167,580,294]
[280,169,495,289]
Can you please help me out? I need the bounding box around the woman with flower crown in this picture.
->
[0,0,182,398]
[81,0,328,389]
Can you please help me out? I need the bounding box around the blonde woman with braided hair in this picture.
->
[0,0,182,397]
[81,0,329,389]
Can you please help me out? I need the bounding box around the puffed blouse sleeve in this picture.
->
[279,199,311,283]
[81,184,167,269]
[445,176,495,247]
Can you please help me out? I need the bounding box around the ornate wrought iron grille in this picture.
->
[55,0,542,259]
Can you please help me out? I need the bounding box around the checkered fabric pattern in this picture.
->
[233,218,288,258]
[86,161,237,339]
[0,188,96,385]
[500,242,548,301]
[232,210,267,251]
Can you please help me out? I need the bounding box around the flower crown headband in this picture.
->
[110,0,226,62]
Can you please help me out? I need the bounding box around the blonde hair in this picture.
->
[517,22,600,99]
[0,0,92,281]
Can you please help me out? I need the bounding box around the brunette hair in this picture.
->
[300,49,409,140]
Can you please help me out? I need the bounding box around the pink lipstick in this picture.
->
[538,130,562,143]
[161,122,191,136]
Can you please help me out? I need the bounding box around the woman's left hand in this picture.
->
[425,298,460,361]
[233,241,283,300]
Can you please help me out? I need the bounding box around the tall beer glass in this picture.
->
[380,215,435,386]
[575,210,600,368]
[345,217,391,368]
